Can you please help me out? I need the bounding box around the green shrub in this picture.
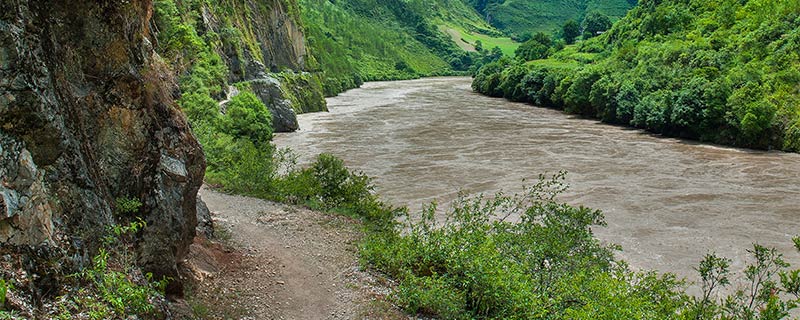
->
[219,91,273,147]
[81,249,167,317]
[312,154,371,210]
[562,20,580,44]
[396,274,468,319]
[114,197,142,215]
[514,32,552,61]
[55,220,168,319]
[362,172,687,318]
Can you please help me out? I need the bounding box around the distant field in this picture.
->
[441,26,520,56]
[442,27,477,52]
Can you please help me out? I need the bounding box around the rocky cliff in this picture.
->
[0,0,204,306]
[154,0,327,133]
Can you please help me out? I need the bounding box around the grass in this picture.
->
[441,25,520,56]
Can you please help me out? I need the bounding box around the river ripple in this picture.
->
[275,77,800,285]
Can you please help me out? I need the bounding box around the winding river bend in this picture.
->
[275,77,800,283]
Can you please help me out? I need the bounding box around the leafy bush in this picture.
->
[582,12,612,39]
[219,92,273,147]
[562,19,580,44]
[514,33,553,61]
[361,172,688,319]
[685,242,800,319]
[114,197,142,215]
[55,220,168,319]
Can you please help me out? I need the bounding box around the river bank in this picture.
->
[274,76,800,285]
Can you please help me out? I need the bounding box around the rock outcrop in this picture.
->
[248,77,300,132]
[179,0,328,132]
[0,0,204,293]
[197,0,309,82]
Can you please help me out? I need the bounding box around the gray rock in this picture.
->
[248,77,300,132]
[195,0,310,82]
[0,0,205,294]
[195,195,214,239]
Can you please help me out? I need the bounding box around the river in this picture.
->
[274,77,800,285]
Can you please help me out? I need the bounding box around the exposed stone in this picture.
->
[247,77,300,132]
[196,195,214,239]
[197,0,309,82]
[0,0,204,294]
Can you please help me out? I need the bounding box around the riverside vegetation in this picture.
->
[473,0,800,151]
[182,137,800,319]
[5,0,792,318]
[151,0,800,319]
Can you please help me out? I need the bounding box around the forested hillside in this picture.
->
[474,0,800,151]
[464,0,637,37]
[299,0,507,95]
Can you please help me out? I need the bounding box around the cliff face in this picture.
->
[203,0,309,81]
[154,0,327,133]
[0,0,204,288]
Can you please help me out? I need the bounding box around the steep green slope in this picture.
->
[300,0,510,95]
[466,0,637,37]
[473,0,800,151]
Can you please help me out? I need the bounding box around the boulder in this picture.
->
[248,77,300,132]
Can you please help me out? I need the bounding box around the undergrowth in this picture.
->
[52,210,168,319]
[216,145,800,318]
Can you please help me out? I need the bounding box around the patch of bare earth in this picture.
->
[176,186,405,319]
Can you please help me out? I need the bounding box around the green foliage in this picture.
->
[79,249,168,318]
[464,0,635,37]
[55,220,167,319]
[562,19,581,44]
[361,172,689,319]
[0,279,7,310]
[582,11,612,39]
[219,92,273,147]
[273,72,328,113]
[514,32,553,61]
[685,242,800,320]
[0,310,21,320]
[103,218,147,247]
[114,197,142,215]
[473,0,800,151]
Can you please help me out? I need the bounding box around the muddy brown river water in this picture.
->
[274,77,800,286]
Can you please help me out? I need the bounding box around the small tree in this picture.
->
[474,39,484,52]
[219,91,273,146]
[562,19,580,44]
[582,12,612,39]
[514,32,552,61]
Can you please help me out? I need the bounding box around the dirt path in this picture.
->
[184,186,402,319]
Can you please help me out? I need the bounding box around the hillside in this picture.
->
[465,0,637,37]
[299,0,512,95]
[473,0,800,151]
